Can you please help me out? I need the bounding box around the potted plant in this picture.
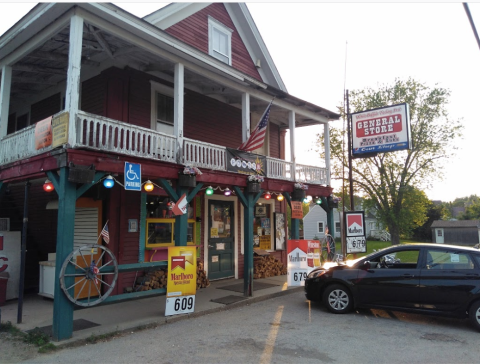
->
[328,195,341,209]
[292,182,308,200]
[247,175,264,193]
[179,166,202,187]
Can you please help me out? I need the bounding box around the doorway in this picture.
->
[435,228,444,244]
[208,200,234,280]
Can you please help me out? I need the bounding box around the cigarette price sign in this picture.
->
[345,211,367,254]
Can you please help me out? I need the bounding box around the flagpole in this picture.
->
[96,220,109,244]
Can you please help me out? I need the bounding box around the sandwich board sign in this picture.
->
[345,211,367,254]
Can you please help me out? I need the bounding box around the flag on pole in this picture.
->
[101,221,110,244]
[238,100,273,152]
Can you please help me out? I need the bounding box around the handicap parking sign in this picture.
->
[124,162,141,191]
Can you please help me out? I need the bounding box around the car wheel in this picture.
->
[469,301,480,332]
[322,284,353,314]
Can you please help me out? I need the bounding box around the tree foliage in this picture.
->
[319,78,463,244]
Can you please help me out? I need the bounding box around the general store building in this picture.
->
[0,2,339,340]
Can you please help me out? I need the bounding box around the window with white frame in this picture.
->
[317,221,324,234]
[208,16,232,65]
[150,81,174,134]
[335,222,341,234]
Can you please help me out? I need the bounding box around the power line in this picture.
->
[463,3,480,51]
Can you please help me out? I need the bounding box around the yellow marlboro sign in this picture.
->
[167,246,196,297]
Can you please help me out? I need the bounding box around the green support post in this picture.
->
[320,196,335,237]
[233,186,262,297]
[48,168,77,341]
[157,179,203,246]
[285,192,300,239]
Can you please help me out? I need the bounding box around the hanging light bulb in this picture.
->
[264,191,271,199]
[303,197,309,203]
[277,194,284,201]
[316,197,322,205]
[43,179,54,192]
[103,175,115,189]
[206,186,214,195]
[224,187,232,196]
[144,180,154,192]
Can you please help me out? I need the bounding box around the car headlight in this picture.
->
[307,270,326,279]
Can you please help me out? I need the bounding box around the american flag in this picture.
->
[101,222,110,244]
[238,100,273,152]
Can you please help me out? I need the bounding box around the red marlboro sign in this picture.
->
[171,256,186,270]
[345,212,365,237]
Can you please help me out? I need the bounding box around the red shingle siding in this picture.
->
[127,68,156,129]
[82,76,105,116]
[269,123,280,159]
[30,93,61,124]
[165,3,262,81]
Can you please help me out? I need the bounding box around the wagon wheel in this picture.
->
[59,244,118,307]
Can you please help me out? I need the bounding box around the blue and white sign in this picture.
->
[124,162,141,191]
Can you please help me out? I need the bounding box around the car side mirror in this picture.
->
[361,261,370,270]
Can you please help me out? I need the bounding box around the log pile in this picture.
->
[134,268,168,292]
[254,255,287,279]
[197,261,210,289]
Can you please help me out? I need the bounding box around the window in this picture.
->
[370,249,420,269]
[335,222,341,234]
[317,222,324,234]
[208,16,232,65]
[150,81,174,134]
[426,249,474,270]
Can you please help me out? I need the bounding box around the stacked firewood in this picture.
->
[254,255,287,279]
[197,261,210,289]
[135,268,168,291]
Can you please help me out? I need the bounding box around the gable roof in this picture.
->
[431,220,480,228]
[143,2,286,91]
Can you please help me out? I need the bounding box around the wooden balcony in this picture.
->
[0,110,327,185]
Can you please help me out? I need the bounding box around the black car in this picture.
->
[304,243,480,331]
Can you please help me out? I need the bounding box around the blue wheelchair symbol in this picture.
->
[124,163,141,191]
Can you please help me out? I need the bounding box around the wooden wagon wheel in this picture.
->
[59,244,118,307]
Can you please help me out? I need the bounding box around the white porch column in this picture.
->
[324,122,331,186]
[0,65,12,138]
[289,110,296,181]
[65,14,83,148]
[174,63,184,163]
[242,93,250,142]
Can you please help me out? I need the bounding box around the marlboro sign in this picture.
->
[344,211,367,254]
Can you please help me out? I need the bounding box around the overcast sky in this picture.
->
[1,2,479,203]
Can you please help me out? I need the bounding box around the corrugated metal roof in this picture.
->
[431,220,480,228]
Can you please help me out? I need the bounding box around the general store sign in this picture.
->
[351,103,411,157]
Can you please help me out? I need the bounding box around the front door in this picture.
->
[435,229,444,243]
[208,200,234,280]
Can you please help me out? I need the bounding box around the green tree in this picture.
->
[458,199,480,220]
[319,78,463,245]
[412,201,449,241]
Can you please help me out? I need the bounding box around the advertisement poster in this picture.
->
[287,240,321,287]
[52,112,69,147]
[34,116,52,150]
[166,246,196,316]
[226,148,266,176]
[274,213,286,250]
[345,211,367,254]
[351,103,411,157]
[291,201,303,219]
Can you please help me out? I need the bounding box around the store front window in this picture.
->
[253,203,272,250]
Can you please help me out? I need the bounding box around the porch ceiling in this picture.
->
[1,3,339,128]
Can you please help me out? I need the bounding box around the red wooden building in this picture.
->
[0,3,339,340]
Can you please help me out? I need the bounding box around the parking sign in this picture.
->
[124,162,141,191]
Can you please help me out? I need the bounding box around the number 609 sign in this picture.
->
[165,295,195,316]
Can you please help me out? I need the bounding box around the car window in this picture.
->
[426,249,474,270]
[369,249,420,269]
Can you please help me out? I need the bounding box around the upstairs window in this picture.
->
[150,81,174,135]
[208,16,232,65]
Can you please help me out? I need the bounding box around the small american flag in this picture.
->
[101,222,110,244]
[238,100,273,152]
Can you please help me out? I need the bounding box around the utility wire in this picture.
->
[463,3,480,51]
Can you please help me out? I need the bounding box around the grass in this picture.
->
[335,239,427,259]
[0,321,57,353]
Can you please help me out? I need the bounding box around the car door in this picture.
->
[355,248,421,309]
[419,247,480,313]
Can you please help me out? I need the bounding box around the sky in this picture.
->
[0,1,479,203]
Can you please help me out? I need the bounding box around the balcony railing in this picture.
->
[0,110,327,185]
